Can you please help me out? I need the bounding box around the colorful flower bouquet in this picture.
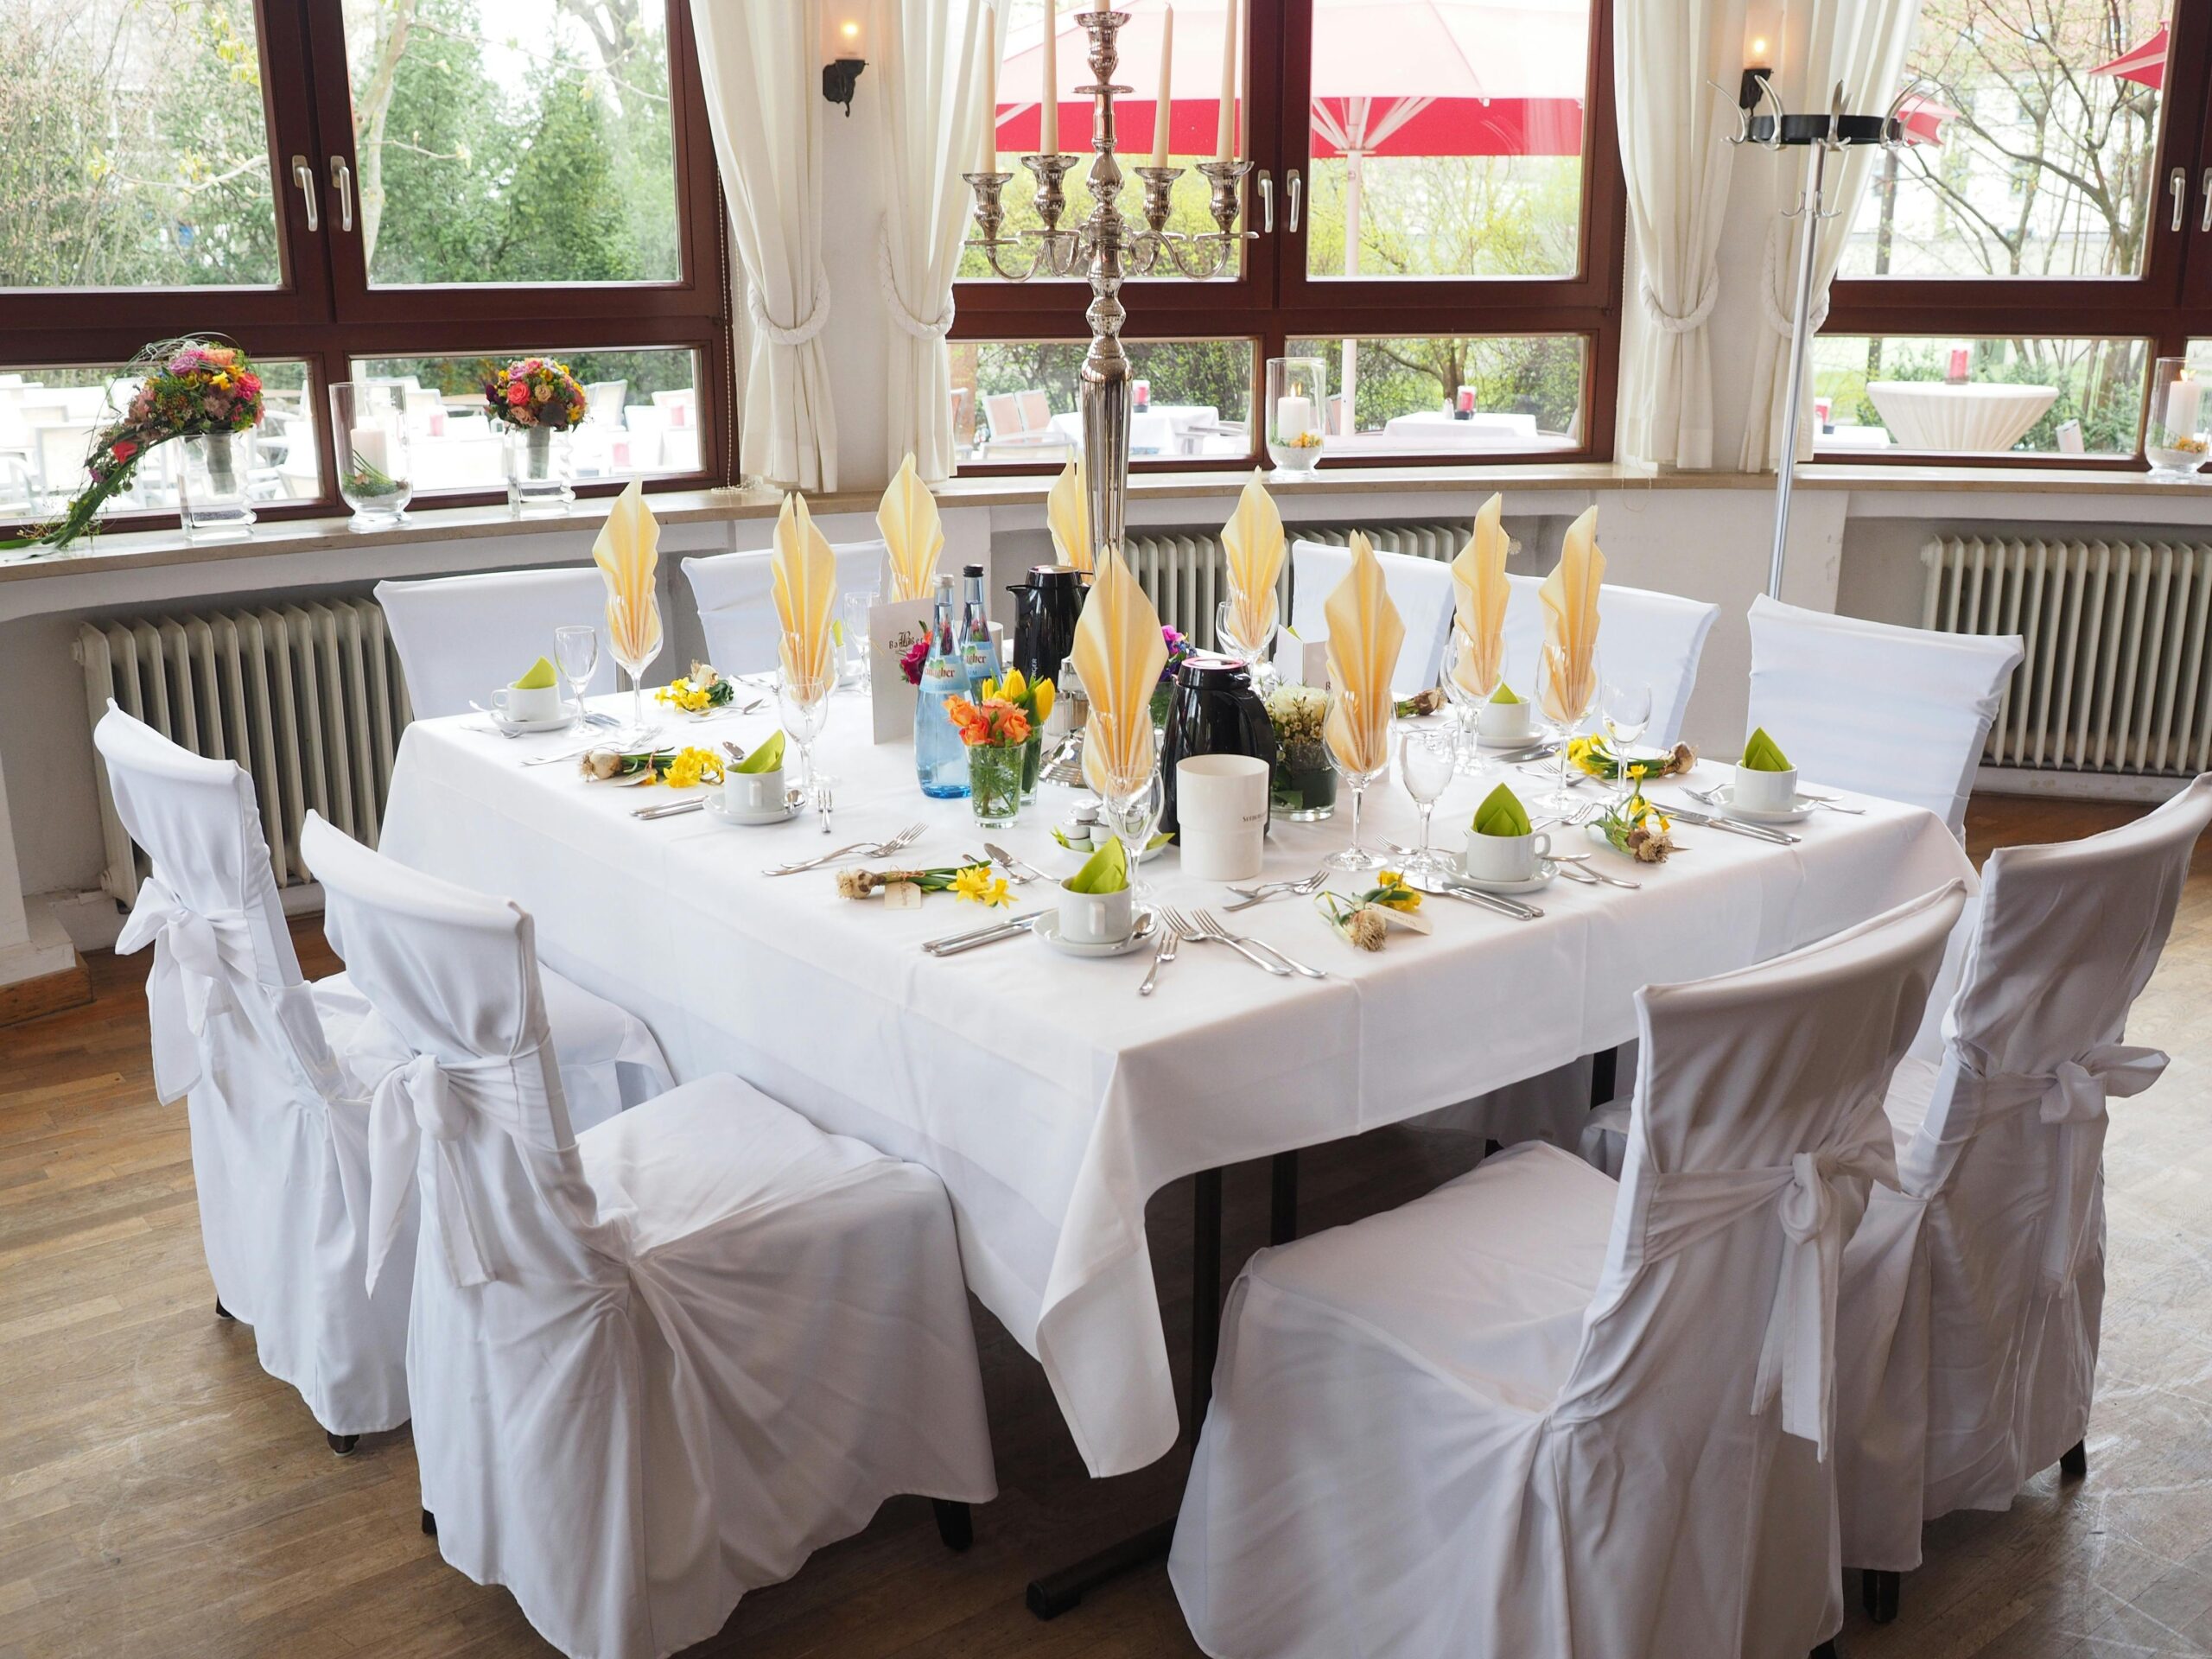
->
[1267,683,1336,820]
[485,358,588,432]
[977,669,1054,801]
[3,337,264,554]
[947,691,1034,828]
[1150,626,1195,727]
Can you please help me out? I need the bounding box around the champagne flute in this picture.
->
[553,625,599,724]
[1601,678,1654,804]
[1322,686,1387,873]
[1535,643,1598,814]
[1398,728,1457,875]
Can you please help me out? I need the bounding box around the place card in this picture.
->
[869,597,933,743]
[1274,633,1330,688]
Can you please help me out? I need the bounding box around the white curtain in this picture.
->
[1738,0,1921,472]
[1614,0,1747,471]
[690,0,839,492]
[877,0,988,482]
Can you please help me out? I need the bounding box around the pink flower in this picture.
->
[111,439,139,462]
[507,382,531,407]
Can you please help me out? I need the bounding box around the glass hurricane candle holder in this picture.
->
[1266,356,1327,477]
[329,382,413,531]
[2147,357,2209,480]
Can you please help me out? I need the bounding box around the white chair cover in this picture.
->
[1747,594,2024,839]
[377,566,620,719]
[683,541,891,677]
[1171,881,1966,1659]
[302,815,995,1659]
[1835,775,2212,1573]
[1288,539,1457,698]
[1500,573,1722,747]
[95,705,410,1437]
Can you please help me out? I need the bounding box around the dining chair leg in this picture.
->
[1810,1643,1840,1659]
[1268,1151,1299,1246]
[214,1299,234,1320]
[931,1499,974,1553]
[2061,1439,2088,1479]
[326,1432,359,1456]
[1862,1568,1901,1624]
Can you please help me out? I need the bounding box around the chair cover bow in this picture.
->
[115,876,258,1103]
[1957,1041,2167,1289]
[1644,1133,1893,1459]
[361,1046,553,1294]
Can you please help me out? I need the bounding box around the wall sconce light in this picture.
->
[1740,6,1779,110]
[823,17,866,117]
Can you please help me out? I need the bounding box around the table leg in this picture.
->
[1025,1168,1225,1621]
[1590,1045,1619,1108]
[1268,1151,1299,1246]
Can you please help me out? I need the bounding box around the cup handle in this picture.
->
[492,690,511,713]
[1532,831,1551,859]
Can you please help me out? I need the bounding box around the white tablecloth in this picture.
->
[1866,381,2057,454]
[379,706,1976,1477]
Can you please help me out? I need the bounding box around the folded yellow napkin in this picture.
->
[1221,471,1285,650]
[1048,458,1093,574]
[1072,544,1168,799]
[514,655,556,690]
[1741,727,1792,771]
[877,452,943,602]
[733,730,786,773]
[592,478,662,674]
[772,492,839,702]
[1321,532,1405,777]
[1065,836,1128,893]
[1472,783,1532,837]
[1449,493,1510,696]
[1538,505,1605,723]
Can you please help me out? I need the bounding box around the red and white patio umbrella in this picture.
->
[2089,22,2168,92]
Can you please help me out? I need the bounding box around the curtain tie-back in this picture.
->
[115,876,259,1103]
[1758,223,1831,337]
[360,1046,553,1294]
[1639,269,1719,335]
[879,223,955,340]
[1954,1042,2166,1288]
[747,271,834,346]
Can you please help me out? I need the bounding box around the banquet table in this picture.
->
[1866,380,2058,454]
[379,702,1977,1478]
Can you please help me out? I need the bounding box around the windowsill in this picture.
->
[6,461,2210,587]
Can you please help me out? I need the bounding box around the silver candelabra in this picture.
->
[963,7,1252,566]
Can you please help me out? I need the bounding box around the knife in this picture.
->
[1666,804,1801,845]
[1404,870,1542,920]
[922,909,1049,956]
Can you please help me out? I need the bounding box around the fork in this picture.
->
[817,780,834,836]
[1160,906,1287,977]
[1224,870,1328,912]
[762,822,922,875]
[1194,910,1326,978]
[984,842,1052,885]
[1137,916,1182,996]
[1684,780,1863,816]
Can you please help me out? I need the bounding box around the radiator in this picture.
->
[78,597,412,904]
[1922,536,2212,779]
[1126,519,1471,647]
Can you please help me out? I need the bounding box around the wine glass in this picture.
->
[1215,597,1279,689]
[1439,627,1498,776]
[1097,766,1164,908]
[1535,644,1599,814]
[607,594,663,748]
[553,625,599,725]
[842,588,879,695]
[779,668,832,803]
[1600,678,1654,804]
[1321,686,1388,874]
[1398,728,1457,875]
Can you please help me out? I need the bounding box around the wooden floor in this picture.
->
[3,793,2208,1659]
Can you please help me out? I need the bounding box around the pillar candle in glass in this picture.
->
[1266,356,1326,476]
[2148,357,2209,480]
[328,382,414,531]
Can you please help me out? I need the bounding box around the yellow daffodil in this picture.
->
[1033,677,1055,724]
[1368,871,1421,912]
[661,746,723,790]
[950,865,995,904]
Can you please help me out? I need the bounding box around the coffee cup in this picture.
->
[1463,825,1551,884]
[1057,879,1135,945]
[1478,698,1534,743]
[1176,754,1268,882]
[494,682,563,723]
[1733,763,1799,813]
[723,766,787,817]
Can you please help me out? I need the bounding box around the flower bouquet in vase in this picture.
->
[487,357,588,513]
[948,693,1034,828]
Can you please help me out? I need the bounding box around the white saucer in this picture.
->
[1476,728,1542,750]
[1711,785,1816,825]
[1452,857,1557,895]
[1035,911,1154,958]
[705,795,797,828]
[490,709,576,736]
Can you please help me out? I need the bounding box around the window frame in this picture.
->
[950,0,1627,475]
[1817,3,2212,470]
[0,0,733,538]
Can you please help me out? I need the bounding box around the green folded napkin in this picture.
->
[1471,783,1532,837]
[1740,727,1792,772]
[732,730,786,773]
[514,655,557,690]
[1488,681,1521,705]
[1065,836,1129,894]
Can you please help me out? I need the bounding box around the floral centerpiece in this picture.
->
[3,337,264,554]
[977,669,1054,801]
[1266,683,1336,820]
[486,356,588,511]
[945,692,1033,828]
[1150,626,1196,727]
[655,662,736,714]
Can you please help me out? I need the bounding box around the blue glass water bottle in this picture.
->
[915,576,972,798]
